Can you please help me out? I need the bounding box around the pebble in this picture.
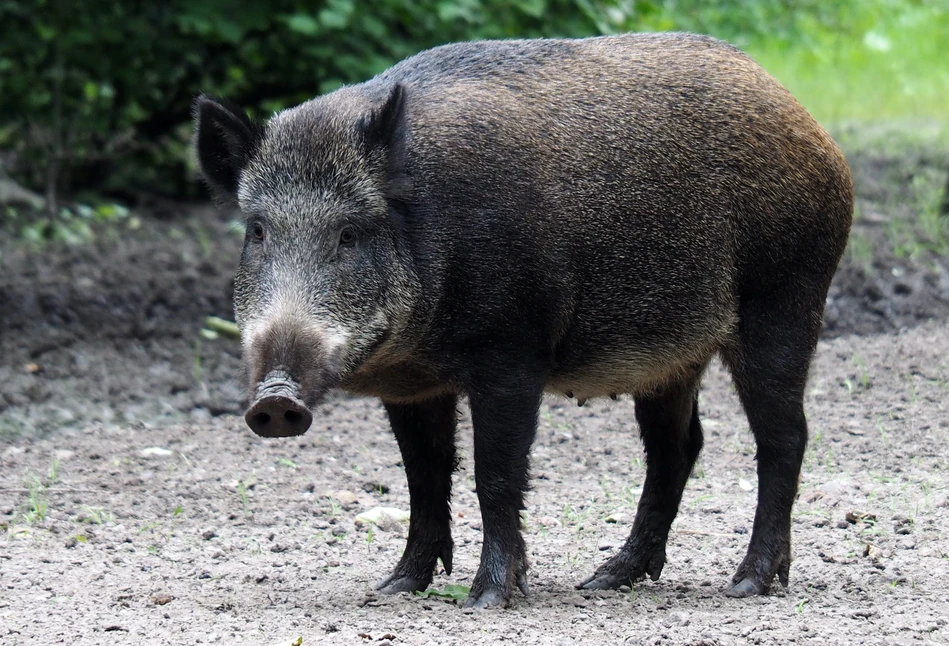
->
[332,490,359,505]
[563,595,588,608]
[670,611,690,627]
[140,447,173,458]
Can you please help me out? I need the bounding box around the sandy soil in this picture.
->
[1,130,948,645]
[2,325,948,645]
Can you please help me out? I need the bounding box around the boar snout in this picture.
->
[243,317,344,436]
[245,372,313,437]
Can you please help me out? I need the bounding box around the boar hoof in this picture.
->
[578,545,666,590]
[374,573,430,595]
[462,586,508,609]
[725,577,767,598]
[577,572,631,591]
[726,547,790,597]
[516,568,529,597]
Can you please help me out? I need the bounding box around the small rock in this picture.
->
[332,490,359,505]
[64,537,78,549]
[801,490,825,503]
[604,512,626,524]
[362,482,390,494]
[671,611,690,626]
[863,543,884,562]
[354,507,410,528]
[148,594,174,606]
[844,423,865,436]
[140,447,173,458]
[738,478,754,491]
[846,510,876,524]
[597,541,614,551]
[819,478,849,494]
[201,529,217,541]
[892,516,913,535]
[563,594,588,608]
[836,520,849,529]
[618,585,631,593]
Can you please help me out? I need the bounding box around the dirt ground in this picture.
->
[1,129,948,645]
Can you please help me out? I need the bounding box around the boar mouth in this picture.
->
[245,370,314,437]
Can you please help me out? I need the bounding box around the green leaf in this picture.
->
[286,14,319,35]
[519,0,548,19]
[414,584,470,601]
[214,18,243,43]
[319,0,354,30]
[35,23,56,40]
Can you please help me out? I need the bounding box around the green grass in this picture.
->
[746,5,949,124]
[20,458,60,525]
[78,506,114,525]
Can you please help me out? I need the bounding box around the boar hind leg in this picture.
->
[722,293,821,597]
[579,373,704,590]
[464,381,543,608]
[376,395,458,594]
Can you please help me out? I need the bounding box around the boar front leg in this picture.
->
[376,395,458,594]
[464,380,542,608]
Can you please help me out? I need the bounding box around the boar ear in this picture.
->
[193,94,264,202]
[359,83,405,150]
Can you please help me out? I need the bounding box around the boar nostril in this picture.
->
[249,411,272,428]
[245,395,312,438]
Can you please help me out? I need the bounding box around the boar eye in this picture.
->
[339,227,356,247]
[251,222,265,241]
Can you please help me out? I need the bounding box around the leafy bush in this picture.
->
[0,0,945,220]
[0,0,606,206]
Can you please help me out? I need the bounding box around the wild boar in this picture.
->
[194,32,853,608]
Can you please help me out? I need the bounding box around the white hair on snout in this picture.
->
[240,289,353,385]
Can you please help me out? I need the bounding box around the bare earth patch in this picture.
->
[2,324,948,645]
[2,131,948,644]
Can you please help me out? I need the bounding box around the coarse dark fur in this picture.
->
[194,32,853,608]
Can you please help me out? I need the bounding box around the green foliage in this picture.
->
[0,0,945,213]
[0,0,602,202]
[414,583,471,601]
[743,0,949,122]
